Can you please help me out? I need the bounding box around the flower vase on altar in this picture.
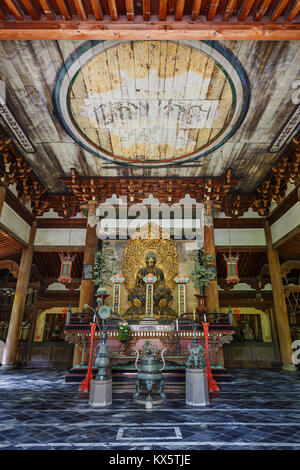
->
[118,321,131,356]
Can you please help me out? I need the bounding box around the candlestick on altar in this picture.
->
[176,319,179,331]
[193,309,195,322]
[202,321,219,393]
[204,314,207,322]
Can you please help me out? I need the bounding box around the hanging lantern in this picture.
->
[58,253,76,283]
[223,253,240,284]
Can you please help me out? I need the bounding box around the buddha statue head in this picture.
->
[145,251,157,268]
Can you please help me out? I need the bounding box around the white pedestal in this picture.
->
[186,368,209,406]
[89,379,112,407]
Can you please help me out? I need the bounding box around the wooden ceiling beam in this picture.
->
[1,21,299,40]
[223,0,238,21]
[3,0,24,20]
[107,0,119,20]
[74,0,87,21]
[90,0,103,20]
[125,0,135,20]
[238,0,256,21]
[159,0,168,20]
[55,0,71,20]
[38,0,55,20]
[191,0,202,20]
[175,0,186,20]
[286,0,300,20]
[20,0,40,20]
[143,0,150,20]
[207,0,220,20]
[253,0,272,21]
[271,0,290,20]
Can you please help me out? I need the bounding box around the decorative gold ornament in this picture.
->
[122,222,178,293]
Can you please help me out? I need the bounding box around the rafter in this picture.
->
[38,0,55,20]
[271,0,290,20]
[74,0,87,21]
[238,0,256,21]
[286,0,300,20]
[207,0,220,20]
[55,0,71,20]
[143,0,150,20]
[0,5,7,21]
[254,0,272,21]
[175,0,185,20]
[159,0,168,20]
[223,0,238,20]
[20,0,40,20]
[107,0,119,20]
[90,0,103,20]
[168,0,176,14]
[125,0,135,20]
[3,0,24,20]
[191,0,202,20]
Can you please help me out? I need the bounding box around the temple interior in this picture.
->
[0,0,300,452]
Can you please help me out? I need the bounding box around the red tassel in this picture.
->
[79,322,97,392]
[202,322,219,393]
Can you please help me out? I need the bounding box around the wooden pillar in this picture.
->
[265,221,297,371]
[204,200,219,313]
[73,344,82,367]
[24,287,40,364]
[204,201,223,366]
[1,222,37,370]
[73,224,98,366]
[0,184,6,217]
[79,224,98,311]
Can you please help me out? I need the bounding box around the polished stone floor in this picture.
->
[0,367,299,450]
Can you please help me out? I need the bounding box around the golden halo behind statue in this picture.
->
[122,222,178,293]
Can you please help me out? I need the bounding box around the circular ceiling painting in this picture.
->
[55,40,249,166]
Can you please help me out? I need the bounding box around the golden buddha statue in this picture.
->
[125,251,175,321]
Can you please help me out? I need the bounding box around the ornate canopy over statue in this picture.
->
[122,223,178,321]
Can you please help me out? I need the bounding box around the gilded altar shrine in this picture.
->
[64,222,235,385]
[122,224,178,321]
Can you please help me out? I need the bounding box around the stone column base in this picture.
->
[89,379,112,407]
[186,368,209,406]
[0,364,15,371]
[282,364,298,372]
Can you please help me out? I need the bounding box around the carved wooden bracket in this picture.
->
[0,131,50,216]
[0,259,19,278]
[251,138,300,217]
[284,284,300,297]
[281,260,300,277]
